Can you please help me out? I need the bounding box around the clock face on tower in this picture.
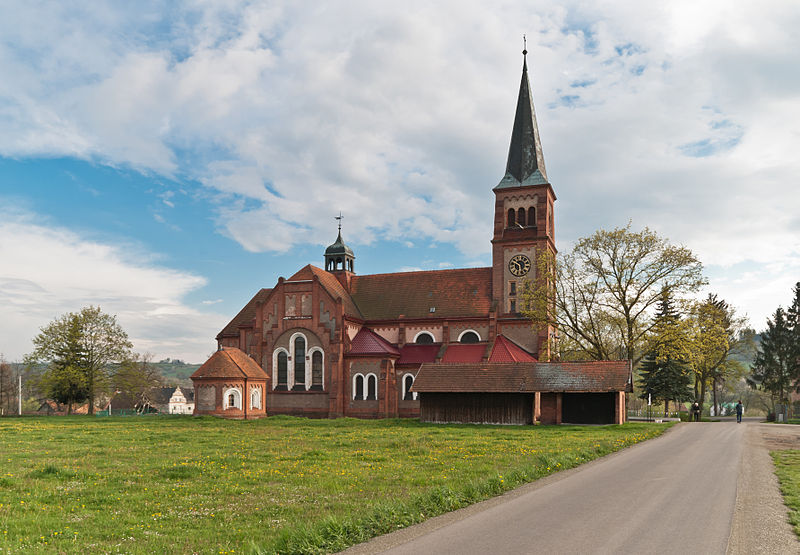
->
[508,254,531,277]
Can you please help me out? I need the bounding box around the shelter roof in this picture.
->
[348,327,401,357]
[489,335,537,363]
[349,267,493,320]
[147,387,175,405]
[191,347,269,380]
[412,361,632,393]
[441,343,487,363]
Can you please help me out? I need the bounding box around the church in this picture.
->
[191,50,632,425]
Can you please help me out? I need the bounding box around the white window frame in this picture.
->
[223,387,242,410]
[272,347,289,390]
[365,373,378,401]
[457,329,481,343]
[250,387,262,410]
[412,331,435,343]
[402,373,417,401]
[308,347,325,390]
[289,331,308,390]
[352,373,365,400]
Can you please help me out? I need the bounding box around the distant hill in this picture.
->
[153,359,200,387]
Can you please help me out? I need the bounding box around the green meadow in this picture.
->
[0,416,668,554]
[772,450,800,538]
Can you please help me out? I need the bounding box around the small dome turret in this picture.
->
[324,215,355,273]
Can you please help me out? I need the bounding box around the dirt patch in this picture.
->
[760,425,800,451]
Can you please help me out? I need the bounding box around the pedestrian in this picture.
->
[692,402,701,422]
[736,400,743,423]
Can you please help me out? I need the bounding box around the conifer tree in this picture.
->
[637,291,693,415]
[786,282,800,391]
[751,307,794,413]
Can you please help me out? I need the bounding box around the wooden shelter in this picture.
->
[412,361,632,425]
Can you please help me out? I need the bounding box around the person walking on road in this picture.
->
[736,400,743,423]
[692,402,701,422]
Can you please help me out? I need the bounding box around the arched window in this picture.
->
[366,374,377,401]
[528,207,536,229]
[459,331,480,343]
[403,374,417,401]
[251,388,261,410]
[276,351,288,390]
[293,336,306,390]
[507,208,515,228]
[224,388,241,409]
[517,207,526,227]
[415,332,434,344]
[354,374,364,400]
[311,350,323,390]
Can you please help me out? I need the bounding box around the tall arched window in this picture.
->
[528,207,536,229]
[311,350,323,390]
[366,374,377,401]
[293,336,306,389]
[403,374,416,401]
[251,388,261,409]
[354,374,364,400]
[415,332,434,344]
[517,207,526,227]
[277,351,288,390]
[507,208,516,228]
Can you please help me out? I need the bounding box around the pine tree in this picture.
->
[637,291,693,415]
[785,282,800,393]
[751,307,794,412]
[39,314,89,413]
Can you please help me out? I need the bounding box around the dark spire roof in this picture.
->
[324,230,354,257]
[495,48,548,189]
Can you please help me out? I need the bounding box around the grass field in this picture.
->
[0,416,668,554]
[772,450,800,538]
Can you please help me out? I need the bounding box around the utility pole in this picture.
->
[18,374,22,416]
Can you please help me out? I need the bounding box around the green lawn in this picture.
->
[772,450,800,538]
[0,416,668,554]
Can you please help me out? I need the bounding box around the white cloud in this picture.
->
[0,207,223,362]
[0,1,798,330]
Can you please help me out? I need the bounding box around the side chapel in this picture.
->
[192,49,632,424]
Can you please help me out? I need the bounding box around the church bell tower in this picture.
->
[491,46,557,345]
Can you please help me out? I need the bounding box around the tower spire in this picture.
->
[496,40,548,189]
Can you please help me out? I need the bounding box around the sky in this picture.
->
[1,1,798,363]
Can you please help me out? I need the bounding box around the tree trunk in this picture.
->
[699,380,707,415]
[712,377,718,416]
[67,402,72,415]
[664,399,670,417]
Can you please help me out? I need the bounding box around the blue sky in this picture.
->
[1,1,799,363]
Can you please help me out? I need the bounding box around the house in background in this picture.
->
[168,386,194,414]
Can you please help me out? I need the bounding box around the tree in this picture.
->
[113,354,163,408]
[35,314,89,414]
[637,291,693,415]
[750,307,795,414]
[522,223,706,364]
[0,354,14,415]
[26,306,133,414]
[684,295,751,415]
[785,282,800,392]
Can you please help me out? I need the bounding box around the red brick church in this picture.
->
[192,50,631,424]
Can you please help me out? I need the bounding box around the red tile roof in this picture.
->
[412,361,632,393]
[489,335,537,363]
[441,343,487,363]
[217,288,272,338]
[348,327,401,357]
[349,267,492,320]
[288,265,363,319]
[397,344,441,366]
[191,347,269,380]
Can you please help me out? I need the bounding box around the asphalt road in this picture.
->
[345,422,772,555]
